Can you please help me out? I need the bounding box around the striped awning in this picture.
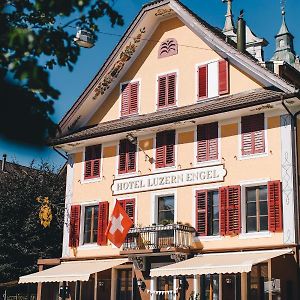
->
[150,249,292,277]
[19,258,128,283]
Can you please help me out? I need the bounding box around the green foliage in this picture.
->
[0,162,66,283]
[0,0,123,144]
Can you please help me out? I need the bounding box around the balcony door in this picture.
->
[157,195,174,225]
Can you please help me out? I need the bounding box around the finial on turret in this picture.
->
[281,0,286,15]
[222,0,235,34]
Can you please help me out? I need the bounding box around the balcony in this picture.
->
[122,224,196,252]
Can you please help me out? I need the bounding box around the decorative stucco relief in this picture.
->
[92,27,146,99]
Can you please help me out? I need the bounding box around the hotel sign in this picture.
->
[112,164,226,195]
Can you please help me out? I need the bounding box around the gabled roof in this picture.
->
[52,88,298,146]
[58,0,298,137]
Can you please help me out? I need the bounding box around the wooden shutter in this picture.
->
[130,82,139,114]
[219,187,227,236]
[241,114,265,155]
[268,181,283,232]
[97,201,109,246]
[121,83,130,116]
[165,130,175,166]
[167,73,176,105]
[198,65,208,99]
[69,205,81,247]
[118,199,135,224]
[156,132,165,168]
[197,123,218,162]
[118,140,127,174]
[127,141,136,172]
[196,190,208,236]
[158,76,167,108]
[218,60,229,95]
[84,145,101,179]
[227,186,241,235]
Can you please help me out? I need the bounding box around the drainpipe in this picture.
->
[237,10,246,53]
[281,98,300,291]
[1,154,7,172]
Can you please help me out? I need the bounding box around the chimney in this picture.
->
[1,154,7,172]
[237,10,246,53]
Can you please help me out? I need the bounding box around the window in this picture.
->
[245,185,268,233]
[157,73,176,108]
[241,114,265,156]
[118,139,136,174]
[197,122,218,162]
[121,82,139,117]
[83,205,99,244]
[244,181,283,233]
[198,59,229,100]
[156,130,175,168]
[118,199,135,224]
[200,274,219,300]
[84,145,101,179]
[157,195,174,225]
[248,263,268,300]
[196,190,219,236]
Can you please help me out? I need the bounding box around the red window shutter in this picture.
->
[158,76,167,108]
[130,82,139,114]
[218,60,229,95]
[167,73,176,105]
[84,145,101,179]
[219,187,227,236]
[268,181,283,232]
[165,130,175,166]
[156,132,165,168]
[121,83,130,116]
[227,186,241,235]
[198,65,208,99]
[97,201,109,246]
[197,123,218,162]
[241,114,265,155]
[69,205,81,248]
[118,199,135,224]
[196,190,208,236]
[118,140,127,174]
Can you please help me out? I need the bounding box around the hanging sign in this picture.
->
[112,164,226,195]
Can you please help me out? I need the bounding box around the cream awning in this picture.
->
[19,258,128,283]
[150,249,292,277]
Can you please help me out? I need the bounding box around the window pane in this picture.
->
[84,205,98,244]
[213,220,219,236]
[247,216,257,232]
[247,202,256,216]
[260,200,268,216]
[259,186,267,201]
[158,196,174,225]
[246,188,256,202]
[260,216,268,231]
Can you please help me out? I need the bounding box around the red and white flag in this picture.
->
[106,201,133,248]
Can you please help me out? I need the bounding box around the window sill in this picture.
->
[238,152,268,161]
[81,177,102,184]
[77,243,101,250]
[194,159,221,168]
[194,235,223,242]
[153,165,177,173]
[238,231,271,239]
[115,171,138,179]
[156,104,177,111]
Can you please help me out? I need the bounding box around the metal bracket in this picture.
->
[129,256,146,271]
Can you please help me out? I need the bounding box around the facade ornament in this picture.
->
[155,8,173,17]
[93,28,146,99]
[129,256,146,271]
[158,38,178,58]
[170,253,188,263]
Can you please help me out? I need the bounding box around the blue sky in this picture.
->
[1,0,299,168]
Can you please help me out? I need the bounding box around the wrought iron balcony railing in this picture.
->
[123,224,196,251]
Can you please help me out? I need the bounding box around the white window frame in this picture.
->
[155,69,179,111]
[239,178,272,239]
[81,145,104,184]
[237,113,268,160]
[193,122,221,167]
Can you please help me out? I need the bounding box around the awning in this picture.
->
[150,248,292,277]
[19,258,128,283]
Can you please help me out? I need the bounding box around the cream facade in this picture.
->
[22,1,300,300]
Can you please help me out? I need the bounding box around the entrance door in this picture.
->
[222,274,241,300]
[116,269,132,300]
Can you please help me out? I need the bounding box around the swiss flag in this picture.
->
[106,201,133,248]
